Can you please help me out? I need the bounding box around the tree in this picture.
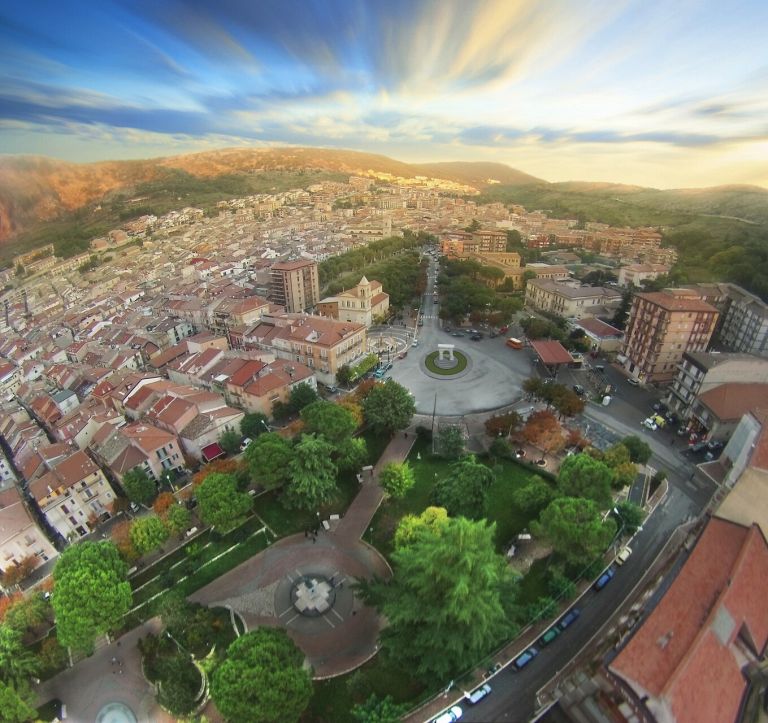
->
[557,453,613,508]
[522,410,565,453]
[379,516,516,680]
[362,381,415,435]
[156,653,201,716]
[245,433,292,489]
[378,462,415,499]
[614,501,646,534]
[533,497,616,565]
[621,435,652,464]
[165,504,191,536]
[196,473,253,531]
[0,681,36,723]
[300,400,357,445]
[52,541,131,652]
[337,397,364,428]
[285,435,338,510]
[153,491,175,517]
[122,467,157,506]
[111,519,139,561]
[603,443,638,487]
[336,364,353,387]
[484,412,522,438]
[192,458,240,487]
[219,429,242,456]
[0,556,38,588]
[506,229,522,251]
[211,629,312,723]
[240,413,269,439]
[550,387,585,418]
[0,624,39,686]
[511,476,556,515]
[612,289,632,329]
[288,382,318,413]
[436,425,465,459]
[130,516,169,555]
[433,456,495,520]
[352,694,409,723]
[336,437,367,472]
[3,595,49,636]
[393,507,449,551]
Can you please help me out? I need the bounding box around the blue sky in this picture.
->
[1,0,767,187]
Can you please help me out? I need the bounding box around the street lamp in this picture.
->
[612,506,626,548]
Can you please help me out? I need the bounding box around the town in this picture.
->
[0,165,767,723]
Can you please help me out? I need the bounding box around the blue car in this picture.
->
[593,567,616,591]
[558,607,581,631]
[513,646,539,670]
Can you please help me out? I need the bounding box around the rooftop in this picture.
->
[697,383,768,421]
[638,290,719,313]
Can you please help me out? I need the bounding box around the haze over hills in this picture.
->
[1,147,768,297]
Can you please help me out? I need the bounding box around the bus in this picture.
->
[506,337,524,349]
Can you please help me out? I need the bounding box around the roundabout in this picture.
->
[423,349,471,378]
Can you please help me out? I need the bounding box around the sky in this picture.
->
[1,0,767,188]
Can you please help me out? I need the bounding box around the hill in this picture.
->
[413,161,543,187]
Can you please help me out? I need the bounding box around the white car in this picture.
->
[412,339,419,347]
[616,545,633,565]
[432,706,463,723]
[627,377,640,386]
[642,417,658,431]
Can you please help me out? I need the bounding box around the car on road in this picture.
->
[398,351,407,359]
[642,417,658,431]
[558,607,581,631]
[412,339,419,347]
[538,626,561,646]
[432,705,463,723]
[652,414,666,428]
[573,384,585,396]
[513,647,539,670]
[470,334,482,341]
[616,545,633,565]
[464,684,492,705]
[451,331,463,337]
[418,320,424,326]
[593,567,616,591]
[627,377,640,386]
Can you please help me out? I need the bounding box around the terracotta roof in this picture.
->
[271,259,315,271]
[529,340,573,365]
[637,291,719,313]
[576,317,623,339]
[610,518,768,723]
[698,383,768,421]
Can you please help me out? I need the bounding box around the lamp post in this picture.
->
[260,419,270,434]
[612,506,626,549]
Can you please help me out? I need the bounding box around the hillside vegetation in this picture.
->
[474,183,768,300]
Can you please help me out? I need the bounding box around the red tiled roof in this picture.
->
[610,518,768,723]
[529,340,573,365]
[576,317,623,338]
[638,291,719,313]
[698,383,768,422]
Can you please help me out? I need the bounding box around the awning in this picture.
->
[530,339,573,366]
[201,443,225,462]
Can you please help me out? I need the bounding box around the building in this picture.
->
[466,252,523,288]
[621,290,719,384]
[609,517,768,723]
[689,383,768,442]
[524,263,571,281]
[29,450,117,541]
[717,284,768,357]
[270,259,320,313]
[525,279,621,320]
[573,317,624,353]
[0,482,57,586]
[667,351,768,417]
[0,361,20,401]
[617,263,670,287]
[317,276,390,327]
[223,358,316,416]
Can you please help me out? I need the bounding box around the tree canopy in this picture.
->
[393,506,450,551]
[378,462,416,499]
[218,429,242,456]
[52,541,131,652]
[379,516,516,680]
[557,453,614,508]
[130,515,169,555]
[0,681,36,723]
[196,472,253,531]
[352,694,409,723]
[362,381,415,435]
[240,412,269,439]
[300,400,357,444]
[285,434,338,510]
[122,467,157,506]
[211,628,312,723]
[511,475,556,516]
[533,497,616,565]
[433,455,495,519]
[288,382,319,414]
[435,425,465,459]
[0,623,39,687]
[621,435,652,464]
[245,432,292,489]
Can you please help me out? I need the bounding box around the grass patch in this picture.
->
[484,459,543,549]
[424,350,468,375]
[306,655,425,723]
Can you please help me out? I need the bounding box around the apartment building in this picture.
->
[617,263,669,287]
[524,263,570,281]
[717,284,768,357]
[317,276,390,327]
[0,361,20,401]
[667,351,768,416]
[270,259,320,313]
[0,482,57,585]
[29,450,117,541]
[689,383,768,442]
[621,290,719,384]
[223,358,316,416]
[525,279,621,320]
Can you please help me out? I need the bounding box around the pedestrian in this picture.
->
[304,529,308,538]
[312,536,316,544]
[404,431,407,439]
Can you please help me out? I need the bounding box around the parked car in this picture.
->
[451,332,463,337]
[642,417,658,431]
[240,437,253,452]
[652,401,668,413]
[627,378,640,386]
[538,626,561,646]
[499,325,509,333]
[593,567,616,591]
[432,705,463,723]
[558,607,581,631]
[464,684,491,705]
[689,440,708,453]
[707,440,724,452]
[616,545,633,565]
[573,384,585,396]
[513,647,539,670]
[470,334,482,341]
[412,339,419,347]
